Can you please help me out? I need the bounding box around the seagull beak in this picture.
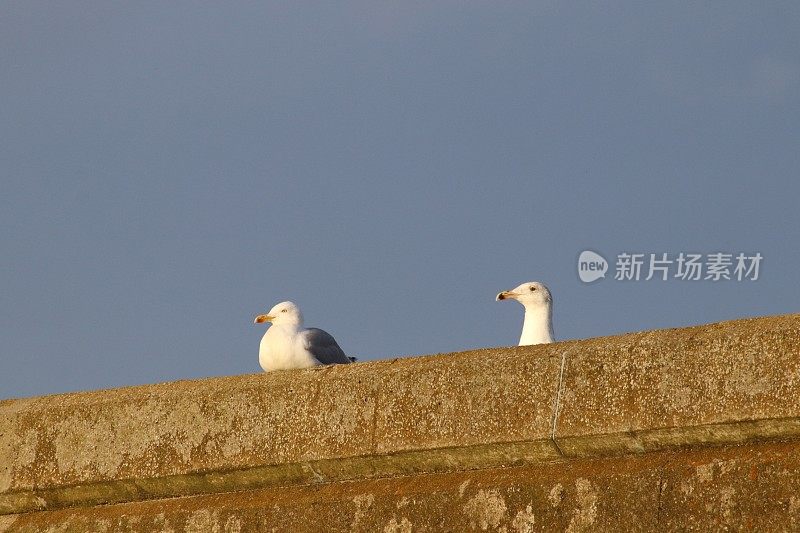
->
[496,291,518,301]
[254,314,274,324]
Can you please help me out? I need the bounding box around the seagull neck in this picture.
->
[520,305,554,345]
[273,322,302,334]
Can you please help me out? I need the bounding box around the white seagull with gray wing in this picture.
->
[254,301,352,371]
[496,281,554,346]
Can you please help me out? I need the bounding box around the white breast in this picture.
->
[259,326,320,371]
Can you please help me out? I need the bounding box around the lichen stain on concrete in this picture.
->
[51,399,212,477]
[463,489,508,530]
[734,352,773,397]
[223,515,243,533]
[548,483,564,507]
[695,458,738,487]
[511,504,536,532]
[695,462,715,483]
[785,364,800,388]
[309,392,371,446]
[0,399,37,491]
[215,395,273,459]
[657,376,693,410]
[351,493,375,529]
[674,387,693,410]
[185,509,222,533]
[719,486,736,522]
[0,425,37,492]
[566,478,598,533]
[383,516,412,533]
[40,387,307,484]
[407,370,438,406]
[789,496,800,515]
[0,515,18,533]
[153,512,176,533]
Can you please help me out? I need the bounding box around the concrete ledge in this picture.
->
[554,314,800,454]
[5,440,800,532]
[1,313,798,517]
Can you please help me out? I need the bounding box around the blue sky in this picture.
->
[2,2,798,400]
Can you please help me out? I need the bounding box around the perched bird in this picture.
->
[253,301,351,371]
[496,281,554,346]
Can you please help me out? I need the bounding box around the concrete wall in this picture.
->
[1,313,798,531]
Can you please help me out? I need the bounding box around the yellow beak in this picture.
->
[254,314,274,324]
[496,291,519,301]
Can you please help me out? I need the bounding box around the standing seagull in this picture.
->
[254,301,351,371]
[496,281,554,346]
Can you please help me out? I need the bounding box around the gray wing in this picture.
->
[301,328,351,365]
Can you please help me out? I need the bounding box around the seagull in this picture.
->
[496,281,554,346]
[253,301,352,371]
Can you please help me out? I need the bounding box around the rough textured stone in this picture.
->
[0,363,384,513]
[373,346,561,454]
[1,313,799,529]
[0,345,563,514]
[554,314,800,456]
[3,440,800,532]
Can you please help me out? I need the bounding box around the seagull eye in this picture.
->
[530,286,537,291]
[281,309,287,313]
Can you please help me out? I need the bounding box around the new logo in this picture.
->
[578,250,608,283]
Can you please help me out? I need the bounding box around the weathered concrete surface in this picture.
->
[1,313,798,526]
[0,346,562,514]
[4,440,800,532]
[555,314,800,456]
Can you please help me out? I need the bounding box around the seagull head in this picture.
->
[254,301,304,327]
[496,281,553,310]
